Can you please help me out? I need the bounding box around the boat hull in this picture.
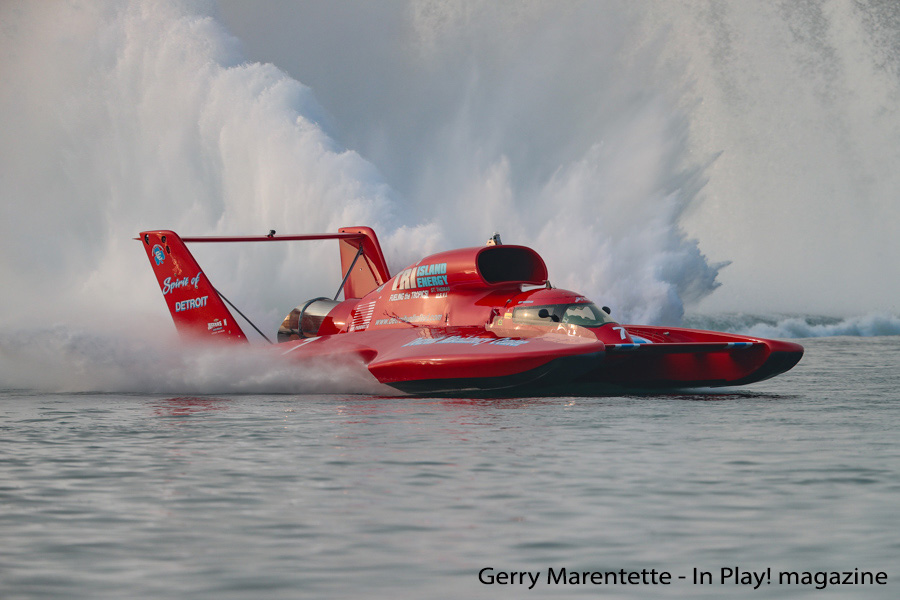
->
[278,326,803,395]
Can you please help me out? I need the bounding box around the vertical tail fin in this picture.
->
[138,230,247,342]
[337,226,391,299]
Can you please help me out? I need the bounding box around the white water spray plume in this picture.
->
[0,325,390,395]
[1,1,898,392]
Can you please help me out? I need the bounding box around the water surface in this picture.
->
[1,337,897,599]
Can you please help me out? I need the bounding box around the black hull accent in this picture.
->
[723,348,805,387]
[388,346,805,396]
[578,347,805,391]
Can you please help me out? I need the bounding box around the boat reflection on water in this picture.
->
[152,396,232,417]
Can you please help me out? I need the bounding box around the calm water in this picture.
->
[1,337,898,599]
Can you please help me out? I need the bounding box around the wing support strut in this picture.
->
[334,245,365,301]
[212,285,273,344]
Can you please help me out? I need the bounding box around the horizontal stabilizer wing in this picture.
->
[142,228,391,300]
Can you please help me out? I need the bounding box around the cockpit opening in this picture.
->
[512,302,615,328]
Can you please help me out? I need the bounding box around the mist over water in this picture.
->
[1,1,898,392]
[0,325,388,395]
[215,0,723,325]
[644,1,900,316]
[218,0,900,317]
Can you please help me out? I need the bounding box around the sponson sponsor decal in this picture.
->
[403,335,529,348]
[391,262,448,291]
[375,314,442,326]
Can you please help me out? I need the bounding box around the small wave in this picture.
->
[683,313,900,338]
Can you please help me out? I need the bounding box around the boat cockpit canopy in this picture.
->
[511,302,615,328]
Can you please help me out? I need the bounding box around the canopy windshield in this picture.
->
[511,303,615,327]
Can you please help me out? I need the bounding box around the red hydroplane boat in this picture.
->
[138,227,802,395]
